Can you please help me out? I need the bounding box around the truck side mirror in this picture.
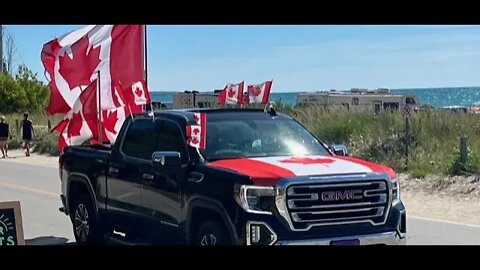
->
[331,144,348,156]
[152,151,182,166]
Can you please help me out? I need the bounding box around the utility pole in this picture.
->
[0,25,3,74]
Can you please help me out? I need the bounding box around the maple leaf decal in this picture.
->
[134,85,143,97]
[280,157,336,165]
[67,112,83,138]
[103,110,118,135]
[58,36,101,90]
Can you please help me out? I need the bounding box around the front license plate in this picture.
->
[330,239,360,245]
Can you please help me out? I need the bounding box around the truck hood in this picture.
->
[207,155,396,186]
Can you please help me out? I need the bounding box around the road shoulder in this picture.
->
[0,149,57,168]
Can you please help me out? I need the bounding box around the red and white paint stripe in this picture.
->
[208,155,396,186]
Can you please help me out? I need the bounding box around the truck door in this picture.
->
[107,119,158,241]
[140,119,188,244]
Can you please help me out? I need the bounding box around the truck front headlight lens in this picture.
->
[392,179,400,205]
[234,185,275,215]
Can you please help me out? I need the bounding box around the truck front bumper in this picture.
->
[274,231,406,245]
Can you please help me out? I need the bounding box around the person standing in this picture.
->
[0,116,9,158]
[20,112,34,157]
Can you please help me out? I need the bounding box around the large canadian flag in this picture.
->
[41,25,143,115]
[246,80,272,104]
[51,80,98,153]
[217,81,244,105]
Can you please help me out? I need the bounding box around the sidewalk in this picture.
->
[0,149,58,168]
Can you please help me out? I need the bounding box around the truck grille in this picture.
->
[285,180,390,230]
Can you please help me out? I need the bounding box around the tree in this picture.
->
[0,73,28,113]
[15,64,49,111]
[1,26,18,76]
[0,65,49,113]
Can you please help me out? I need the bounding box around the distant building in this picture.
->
[296,88,420,113]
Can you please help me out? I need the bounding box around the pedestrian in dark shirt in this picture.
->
[0,116,9,158]
[20,112,34,157]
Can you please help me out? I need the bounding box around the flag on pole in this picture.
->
[41,25,143,115]
[217,81,244,105]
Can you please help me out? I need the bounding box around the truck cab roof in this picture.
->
[132,108,292,122]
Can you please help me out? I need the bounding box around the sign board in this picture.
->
[403,104,412,118]
[0,201,25,246]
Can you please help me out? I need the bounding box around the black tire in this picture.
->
[195,220,230,246]
[71,194,102,245]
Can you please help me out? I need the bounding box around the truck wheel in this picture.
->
[71,194,101,245]
[195,220,230,246]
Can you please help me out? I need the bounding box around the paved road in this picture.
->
[0,160,479,245]
[0,160,74,245]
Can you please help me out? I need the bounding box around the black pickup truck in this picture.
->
[59,108,406,245]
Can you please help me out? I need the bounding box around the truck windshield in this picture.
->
[200,118,330,161]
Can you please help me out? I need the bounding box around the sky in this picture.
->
[4,25,480,92]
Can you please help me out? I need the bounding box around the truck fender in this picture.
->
[186,197,239,245]
[67,173,100,220]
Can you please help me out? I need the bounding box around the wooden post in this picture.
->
[15,119,19,134]
[459,137,467,165]
[47,120,52,131]
[405,117,409,169]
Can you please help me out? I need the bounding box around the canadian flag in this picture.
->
[186,113,206,149]
[246,81,272,104]
[51,80,98,154]
[218,81,244,105]
[123,79,151,113]
[41,25,143,115]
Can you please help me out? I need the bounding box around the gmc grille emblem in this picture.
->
[321,190,363,201]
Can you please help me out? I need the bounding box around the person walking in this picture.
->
[0,116,9,158]
[20,112,34,157]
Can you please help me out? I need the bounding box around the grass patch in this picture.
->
[3,107,480,176]
[282,106,480,176]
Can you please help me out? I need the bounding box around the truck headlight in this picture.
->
[392,179,400,205]
[234,185,275,215]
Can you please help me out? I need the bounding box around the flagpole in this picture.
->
[97,70,103,144]
[143,24,148,85]
[143,24,155,120]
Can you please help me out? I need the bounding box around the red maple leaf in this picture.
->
[134,86,143,97]
[67,112,83,138]
[228,87,235,98]
[58,36,101,90]
[280,157,336,165]
[190,137,199,145]
[251,86,262,97]
[103,110,118,135]
[192,128,200,135]
[193,114,200,123]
